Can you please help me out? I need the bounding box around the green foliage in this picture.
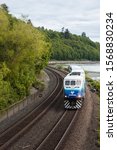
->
[0,3,9,12]
[86,76,100,95]
[81,32,86,37]
[56,64,63,70]
[0,6,51,110]
[0,3,100,110]
[32,80,45,91]
[38,27,100,61]
[0,63,13,110]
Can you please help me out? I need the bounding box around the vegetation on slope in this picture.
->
[37,27,100,61]
[0,4,100,110]
[0,4,51,110]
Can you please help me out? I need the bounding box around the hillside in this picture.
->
[0,3,99,110]
[37,27,100,61]
[0,4,51,110]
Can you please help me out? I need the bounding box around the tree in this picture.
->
[0,7,51,109]
[41,28,100,61]
[27,19,33,26]
[61,27,64,33]
[64,28,70,39]
[21,14,29,23]
[0,3,9,12]
[81,32,86,37]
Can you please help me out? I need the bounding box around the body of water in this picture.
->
[50,61,100,81]
[65,62,100,80]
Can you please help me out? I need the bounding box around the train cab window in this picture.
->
[71,80,76,85]
[65,80,70,85]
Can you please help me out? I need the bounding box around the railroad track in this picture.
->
[0,67,81,150]
[0,67,62,149]
[35,110,78,150]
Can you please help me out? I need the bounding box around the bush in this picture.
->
[86,76,100,95]
[32,80,45,92]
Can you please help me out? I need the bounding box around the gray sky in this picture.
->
[0,0,100,42]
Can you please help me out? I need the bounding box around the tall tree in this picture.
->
[64,28,70,39]
[0,3,9,12]
[0,6,51,109]
[81,32,86,37]
[27,19,33,26]
[61,27,64,33]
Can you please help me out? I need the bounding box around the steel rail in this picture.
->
[0,68,63,150]
[35,111,77,150]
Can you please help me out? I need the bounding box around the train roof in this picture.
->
[68,68,85,75]
[64,74,84,80]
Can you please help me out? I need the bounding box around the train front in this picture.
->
[63,75,85,109]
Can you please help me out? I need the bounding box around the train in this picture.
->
[63,65,86,109]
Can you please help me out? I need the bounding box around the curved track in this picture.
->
[0,67,62,149]
[0,67,81,150]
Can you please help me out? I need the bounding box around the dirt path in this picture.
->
[62,86,100,150]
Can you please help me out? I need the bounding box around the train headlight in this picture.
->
[77,94,81,98]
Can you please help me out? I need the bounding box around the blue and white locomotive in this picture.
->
[63,65,86,109]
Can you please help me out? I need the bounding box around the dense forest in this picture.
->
[37,27,100,61]
[0,4,51,110]
[0,4,100,110]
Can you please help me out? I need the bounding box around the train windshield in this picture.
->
[65,80,70,85]
[65,80,81,87]
[71,80,75,85]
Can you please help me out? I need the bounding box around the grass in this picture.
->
[86,74,100,96]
